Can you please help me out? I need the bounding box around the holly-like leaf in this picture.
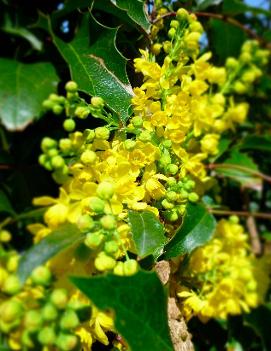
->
[239,135,271,153]
[18,223,83,283]
[209,19,246,63]
[223,0,271,16]
[215,150,262,189]
[71,271,174,351]
[0,59,58,131]
[50,14,133,122]
[163,203,216,259]
[0,190,15,215]
[194,0,223,11]
[128,210,166,259]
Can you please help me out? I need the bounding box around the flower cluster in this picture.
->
[177,217,270,321]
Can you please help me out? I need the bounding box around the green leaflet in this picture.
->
[71,271,174,351]
[163,203,216,259]
[128,210,166,259]
[50,14,133,123]
[0,59,58,131]
[18,223,83,283]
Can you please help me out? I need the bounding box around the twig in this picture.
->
[151,11,271,50]
[246,215,262,255]
[209,208,271,220]
[206,163,271,184]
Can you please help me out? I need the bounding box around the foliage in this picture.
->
[0,0,270,350]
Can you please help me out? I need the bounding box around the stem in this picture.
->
[208,208,271,220]
[207,163,271,184]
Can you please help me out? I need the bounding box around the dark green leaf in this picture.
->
[194,0,223,11]
[245,304,271,351]
[114,0,150,31]
[128,210,166,258]
[223,0,271,16]
[239,135,271,152]
[50,14,133,122]
[163,203,216,259]
[209,19,246,63]
[0,59,58,131]
[0,190,15,215]
[71,271,173,351]
[215,150,261,188]
[18,223,83,283]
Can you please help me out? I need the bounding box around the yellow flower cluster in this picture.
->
[177,217,270,321]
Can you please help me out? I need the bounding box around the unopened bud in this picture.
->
[31,266,52,286]
[50,289,68,309]
[80,150,97,165]
[97,181,115,200]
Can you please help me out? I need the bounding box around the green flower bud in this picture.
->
[240,52,251,63]
[165,210,179,222]
[75,106,89,119]
[166,164,178,175]
[51,155,65,169]
[131,116,143,128]
[170,20,179,29]
[95,252,116,271]
[95,126,110,140]
[0,229,11,242]
[63,119,76,132]
[97,181,115,200]
[80,150,97,165]
[59,138,72,152]
[138,130,152,142]
[31,266,52,286]
[65,81,78,93]
[42,303,58,321]
[162,139,172,148]
[168,28,176,39]
[100,215,116,230]
[21,330,34,348]
[177,205,186,215]
[229,215,239,224]
[241,70,256,84]
[123,259,138,276]
[56,333,78,351]
[1,300,23,323]
[124,139,136,150]
[167,177,177,186]
[24,310,43,332]
[89,196,105,213]
[162,199,174,210]
[42,99,55,109]
[104,240,119,254]
[176,8,189,21]
[151,43,162,55]
[49,93,60,102]
[166,191,177,202]
[41,137,57,152]
[52,104,63,115]
[3,275,21,295]
[60,309,79,330]
[226,57,238,69]
[47,148,58,158]
[77,214,94,232]
[113,261,124,276]
[38,154,47,166]
[38,326,56,345]
[50,289,68,309]
[66,91,79,100]
[188,192,199,202]
[163,41,172,53]
[233,81,247,94]
[184,180,195,190]
[179,189,188,200]
[91,96,104,108]
[84,232,104,249]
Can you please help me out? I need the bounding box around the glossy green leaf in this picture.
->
[71,271,174,351]
[223,0,271,16]
[18,223,83,283]
[114,0,150,31]
[209,19,246,63]
[215,150,261,188]
[128,210,166,258]
[163,203,216,259]
[0,59,58,131]
[50,14,133,122]
[245,304,271,350]
[194,0,223,11]
[239,135,271,152]
[0,190,15,215]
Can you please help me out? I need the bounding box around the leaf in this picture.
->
[194,0,223,11]
[239,135,271,152]
[223,0,271,17]
[215,150,262,188]
[163,203,216,259]
[50,14,133,122]
[71,271,174,351]
[209,19,246,63]
[0,190,15,215]
[114,0,150,31]
[18,223,83,283]
[0,59,58,131]
[128,210,166,259]
[244,304,271,351]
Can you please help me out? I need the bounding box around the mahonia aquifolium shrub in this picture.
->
[0,7,270,351]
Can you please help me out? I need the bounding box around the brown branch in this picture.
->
[151,11,271,50]
[246,215,262,255]
[206,163,271,184]
[208,208,271,220]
